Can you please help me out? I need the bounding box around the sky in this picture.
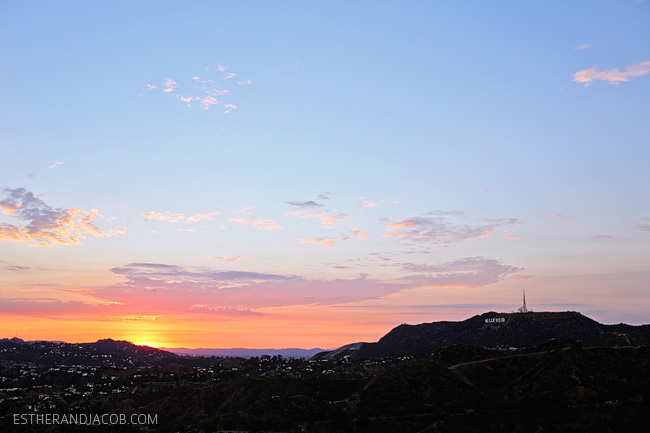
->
[1,1,649,349]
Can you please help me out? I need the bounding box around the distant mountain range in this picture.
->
[312,311,650,360]
[160,347,325,358]
[0,337,324,367]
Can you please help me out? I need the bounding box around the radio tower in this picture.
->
[518,288,528,313]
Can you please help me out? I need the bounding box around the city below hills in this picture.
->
[1,311,649,432]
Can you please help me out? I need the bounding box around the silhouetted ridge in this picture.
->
[314,311,650,360]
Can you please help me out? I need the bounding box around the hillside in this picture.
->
[313,311,650,360]
[3,340,647,432]
[0,338,218,367]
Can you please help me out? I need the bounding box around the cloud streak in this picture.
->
[398,256,523,288]
[295,237,337,248]
[0,188,125,246]
[211,255,252,262]
[142,211,220,224]
[285,211,349,228]
[573,60,650,86]
[381,211,517,245]
[96,263,403,311]
[285,200,324,208]
[230,208,282,230]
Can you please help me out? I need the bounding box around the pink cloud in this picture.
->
[361,201,379,208]
[142,211,186,223]
[162,78,179,92]
[48,161,64,169]
[575,43,591,50]
[573,60,650,86]
[190,304,262,316]
[637,217,650,232]
[502,228,523,240]
[237,79,252,85]
[295,237,336,248]
[96,263,403,312]
[230,209,282,230]
[186,212,221,223]
[223,73,237,79]
[211,255,252,262]
[200,96,219,110]
[0,188,126,247]
[351,229,368,240]
[178,95,196,105]
[285,211,349,228]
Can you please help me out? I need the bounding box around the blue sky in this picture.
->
[1,1,649,348]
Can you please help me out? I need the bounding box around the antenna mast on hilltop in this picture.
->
[518,288,528,313]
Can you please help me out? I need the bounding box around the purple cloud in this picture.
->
[381,211,518,245]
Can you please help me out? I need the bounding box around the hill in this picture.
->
[313,311,650,360]
[0,338,218,367]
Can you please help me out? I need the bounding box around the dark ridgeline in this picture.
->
[0,338,219,368]
[312,311,650,360]
[1,311,649,433]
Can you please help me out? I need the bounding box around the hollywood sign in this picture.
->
[485,317,505,323]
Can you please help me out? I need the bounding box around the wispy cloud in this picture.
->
[211,255,252,262]
[502,229,523,240]
[360,197,380,208]
[636,217,650,232]
[190,304,262,316]
[145,65,246,112]
[0,298,98,315]
[285,211,349,228]
[0,188,125,247]
[295,237,336,248]
[382,211,517,245]
[398,256,523,288]
[573,60,650,86]
[142,211,186,223]
[230,208,282,230]
[142,211,220,224]
[575,43,591,50]
[48,161,64,169]
[351,229,368,240]
[186,212,221,223]
[98,262,403,310]
[162,79,178,93]
[285,200,324,209]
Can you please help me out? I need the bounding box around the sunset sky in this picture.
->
[1,1,649,349]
